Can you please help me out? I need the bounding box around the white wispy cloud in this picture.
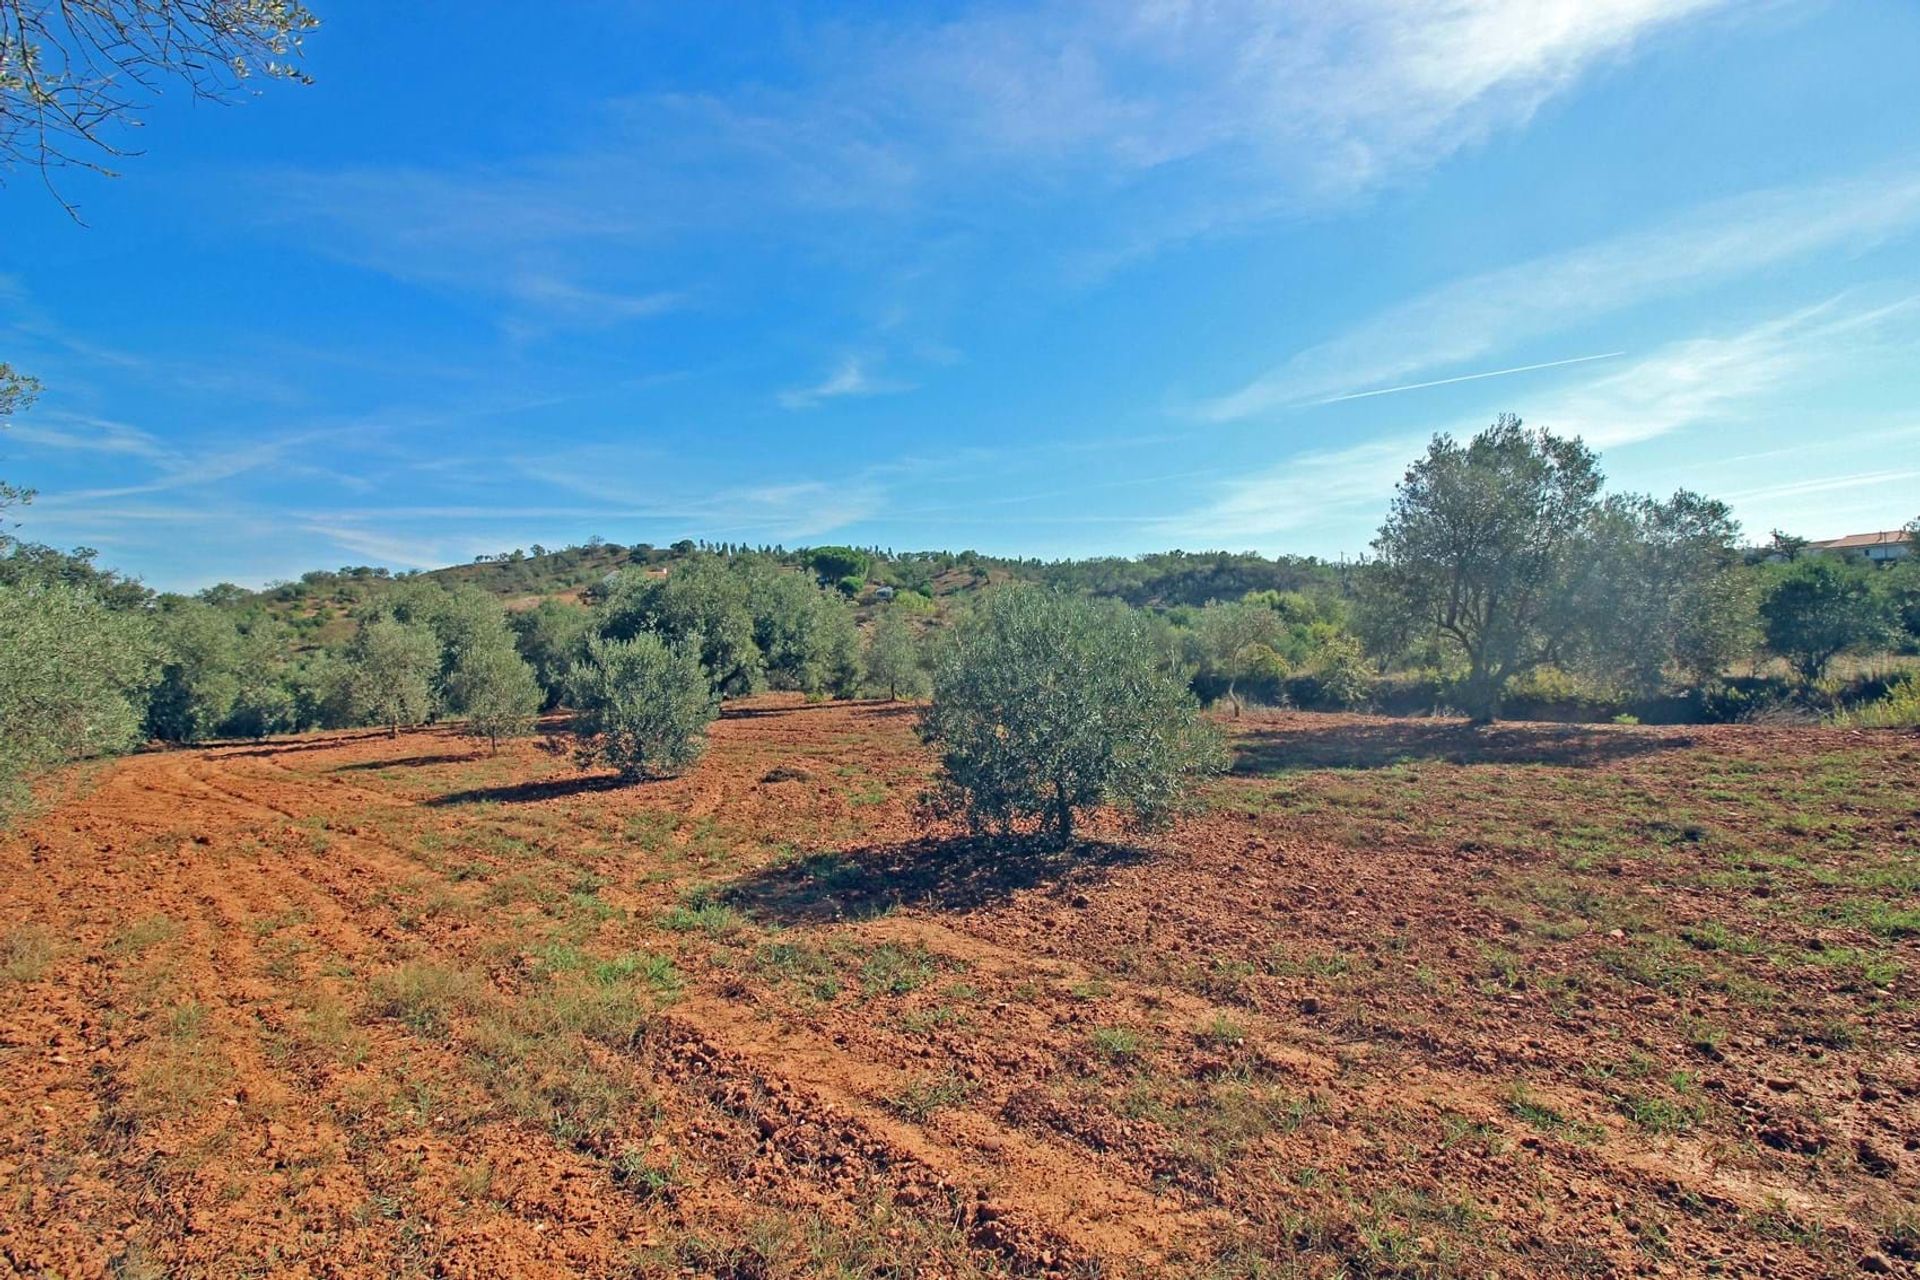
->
[1162,292,1920,547]
[1723,469,1920,505]
[505,274,686,327]
[1147,435,1422,545]
[24,424,380,507]
[299,522,454,571]
[1200,165,1920,420]
[868,0,1726,190]
[1538,295,1918,448]
[247,0,1734,320]
[1,412,169,458]
[777,357,913,410]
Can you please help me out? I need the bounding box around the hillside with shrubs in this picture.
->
[2,418,1917,818]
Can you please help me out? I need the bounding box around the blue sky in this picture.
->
[4,0,1919,591]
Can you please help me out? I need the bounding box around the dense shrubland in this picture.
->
[3,407,1917,817]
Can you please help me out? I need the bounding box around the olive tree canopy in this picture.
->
[569,633,716,780]
[598,559,763,696]
[346,616,438,737]
[0,581,158,813]
[920,586,1226,848]
[1367,416,1603,722]
[1758,558,1892,684]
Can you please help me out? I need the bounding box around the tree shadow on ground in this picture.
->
[721,701,846,720]
[333,753,476,772]
[722,834,1146,925]
[212,730,407,759]
[1231,717,1697,775]
[425,773,633,806]
[721,698,919,720]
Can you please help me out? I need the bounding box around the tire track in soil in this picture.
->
[1,745,664,1278]
[643,1003,1227,1274]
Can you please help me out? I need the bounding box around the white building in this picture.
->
[1807,530,1914,563]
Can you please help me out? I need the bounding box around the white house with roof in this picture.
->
[1806,530,1913,563]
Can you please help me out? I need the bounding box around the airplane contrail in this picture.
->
[1316,351,1626,405]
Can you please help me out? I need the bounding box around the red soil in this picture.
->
[1,700,1915,1277]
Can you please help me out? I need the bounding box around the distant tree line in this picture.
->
[5,392,1919,821]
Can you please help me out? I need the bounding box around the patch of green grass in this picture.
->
[482,871,559,908]
[887,1072,970,1121]
[129,998,232,1123]
[591,951,684,999]
[612,1146,681,1199]
[897,1002,969,1035]
[1678,919,1762,955]
[461,950,676,1151]
[1681,1017,1728,1060]
[623,810,680,853]
[1853,903,1920,939]
[0,924,56,983]
[468,1015,641,1149]
[1066,975,1112,1001]
[368,961,488,1038]
[1505,1082,1602,1142]
[299,990,370,1067]
[858,943,940,997]
[790,851,869,894]
[1196,1013,1248,1049]
[246,908,311,938]
[1439,1112,1507,1154]
[567,890,618,924]
[1189,958,1259,1003]
[1598,936,1706,994]
[1089,1025,1145,1063]
[1800,945,1901,990]
[752,939,843,1001]
[1268,948,1351,979]
[1615,1086,1710,1134]
[111,915,183,955]
[658,884,744,938]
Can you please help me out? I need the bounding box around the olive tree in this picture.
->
[346,617,439,736]
[223,620,298,739]
[1368,416,1604,722]
[0,581,158,814]
[145,599,242,742]
[599,559,763,696]
[569,633,717,779]
[862,606,928,700]
[1883,517,1920,651]
[1192,599,1288,716]
[445,635,542,752]
[1579,490,1748,695]
[376,581,503,689]
[510,598,592,709]
[743,561,859,696]
[1759,557,1892,684]
[920,586,1226,848]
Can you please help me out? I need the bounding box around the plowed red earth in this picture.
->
[2,699,1916,1278]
